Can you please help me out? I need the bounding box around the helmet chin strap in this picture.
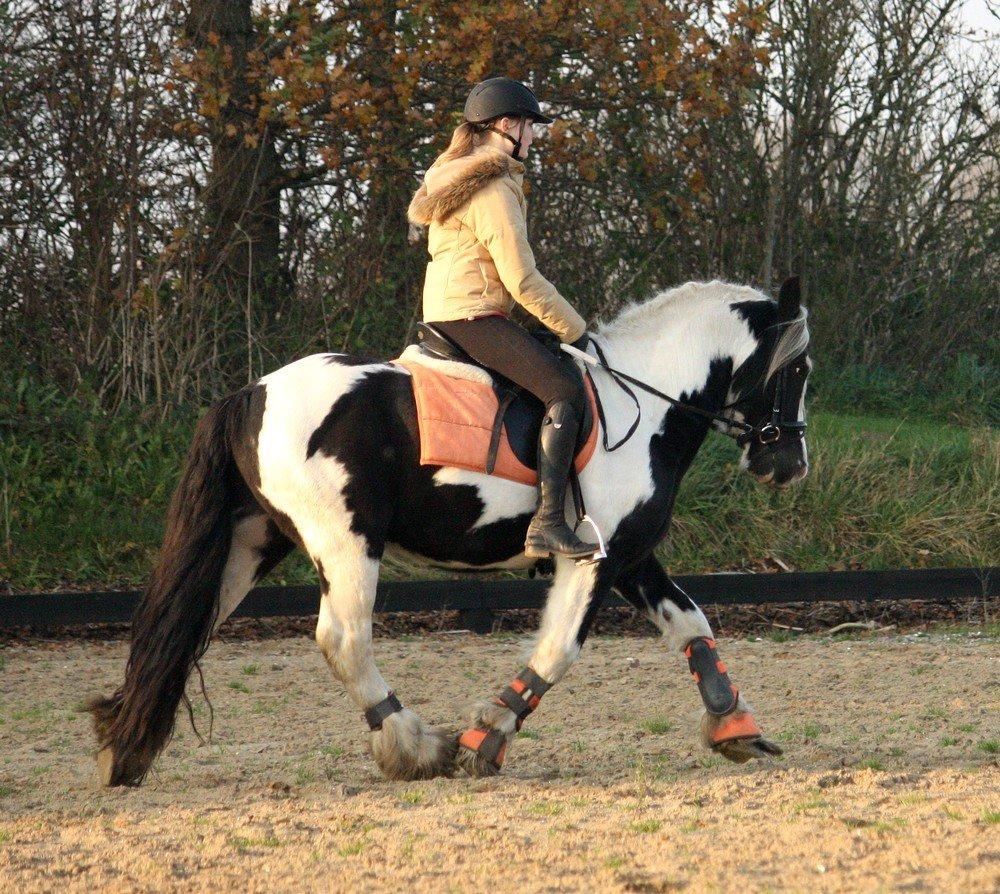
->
[485,118,527,158]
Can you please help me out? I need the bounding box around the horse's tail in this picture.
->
[88,389,251,786]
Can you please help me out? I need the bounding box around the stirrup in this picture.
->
[573,514,607,565]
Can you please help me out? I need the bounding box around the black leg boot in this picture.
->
[524,400,599,560]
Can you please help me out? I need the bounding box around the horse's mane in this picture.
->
[598,279,809,380]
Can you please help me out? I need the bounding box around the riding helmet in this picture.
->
[463,77,555,125]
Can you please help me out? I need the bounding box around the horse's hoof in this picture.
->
[370,710,457,780]
[456,739,502,778]
[700,709,782,764]
[714,735,783,764]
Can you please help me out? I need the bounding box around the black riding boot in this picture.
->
[524,400,599,559]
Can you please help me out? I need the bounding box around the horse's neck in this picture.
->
[598,307,742,408]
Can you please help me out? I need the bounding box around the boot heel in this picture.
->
[524,539,553,559]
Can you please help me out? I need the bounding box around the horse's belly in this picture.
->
[389,466,536,569]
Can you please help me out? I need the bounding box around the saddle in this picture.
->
[395,323,597,486]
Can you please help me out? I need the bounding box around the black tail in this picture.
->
[89,389,252,786]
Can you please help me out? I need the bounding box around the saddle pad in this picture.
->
[395,359,598,486]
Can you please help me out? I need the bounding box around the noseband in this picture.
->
[578,334,808,452]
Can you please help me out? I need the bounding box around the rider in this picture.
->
[408,77,597,560]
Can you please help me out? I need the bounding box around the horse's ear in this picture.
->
[778,276,801,319]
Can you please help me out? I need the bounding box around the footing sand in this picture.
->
[1,632,997,892]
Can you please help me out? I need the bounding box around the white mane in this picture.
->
[597,279,809,381]
[597,279,764,335]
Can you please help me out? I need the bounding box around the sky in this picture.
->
[959,0,998,36]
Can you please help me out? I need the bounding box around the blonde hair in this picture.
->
[430,122,483,168]
[430,115,528,168]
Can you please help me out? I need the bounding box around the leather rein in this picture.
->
[572,335,808,453]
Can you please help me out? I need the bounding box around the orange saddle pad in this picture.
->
[395,359,598,486]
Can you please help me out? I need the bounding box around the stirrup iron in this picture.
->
[573,514,606,564]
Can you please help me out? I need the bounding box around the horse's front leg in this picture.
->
[456,558,610,777]
[614,554,782,763]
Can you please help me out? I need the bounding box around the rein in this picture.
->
[571,336,807,452]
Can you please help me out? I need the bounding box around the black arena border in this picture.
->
[2,567,995,632]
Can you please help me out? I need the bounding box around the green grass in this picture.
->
[640,717,673,735]
[3,380,998,590]
[978,741,999,754]
[230,835,280,852]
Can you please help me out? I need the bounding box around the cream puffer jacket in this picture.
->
[407,146,586,343]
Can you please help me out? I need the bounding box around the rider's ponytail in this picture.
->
[430,121,485,168]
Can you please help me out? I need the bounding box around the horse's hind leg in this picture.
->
[213,513,294,634]
[307,538,457,780]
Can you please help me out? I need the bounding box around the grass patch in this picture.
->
[516,729,540,740]
[338,840,365,857]
[977,740,998,754]
[241,664,259,676]
[794,796,829,813]
[604,856,625,870]
[228,680,250,693]
[776,722,821,743]
[527,801,563,817]
[630,819,663,834]
[230,835,280,852]
[320,745,344,758]
[983,811,1000,824]
[856,758,886,771]
[641,717,672,735]
[400,790,424,805]
[939,736,958,747]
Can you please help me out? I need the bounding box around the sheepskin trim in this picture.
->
[407,151,524,226]
[396,345,495,385]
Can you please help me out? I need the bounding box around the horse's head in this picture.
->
[728,277,811,489]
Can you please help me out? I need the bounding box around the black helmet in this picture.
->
[464,77,554,125]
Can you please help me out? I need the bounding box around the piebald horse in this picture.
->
[90,277,811,785]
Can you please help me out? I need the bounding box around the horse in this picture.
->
[89,276,811,786]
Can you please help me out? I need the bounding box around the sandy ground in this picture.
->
[0,631,997,893]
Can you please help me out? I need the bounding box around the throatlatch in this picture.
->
[364,692,403,731]
[684,637,739,717]
[458,667,552,770]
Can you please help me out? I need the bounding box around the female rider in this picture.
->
[408,77,597,560]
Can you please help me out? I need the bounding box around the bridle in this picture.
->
[575,333,808,453]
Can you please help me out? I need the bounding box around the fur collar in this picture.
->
[408,148,524,226]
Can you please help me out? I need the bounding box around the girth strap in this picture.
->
[364,692,403,731]
[485,387,520,474]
